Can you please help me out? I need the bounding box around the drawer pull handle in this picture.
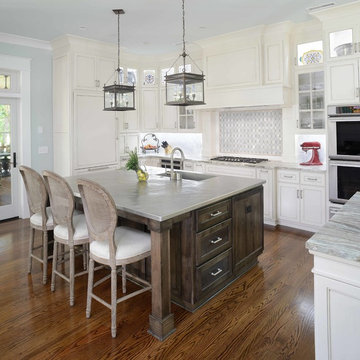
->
[306,177,317,181]
[284,175,293,179]
[210,268,223,277]
[210,237,223,244]
[210,210,223,217]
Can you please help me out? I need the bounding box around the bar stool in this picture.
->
[43,170,89,306]
[19,165,54,284]
[78,178,151,338]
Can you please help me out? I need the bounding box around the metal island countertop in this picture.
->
[66,168,265,222]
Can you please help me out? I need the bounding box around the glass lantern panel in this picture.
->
[329,29,353,58]
[299,93,311,110]
[127,68,137,85]
[104,91,116,109]
[185,82,204,102]
[298,73,310,91]
[299,112,311,129]
[143,70,156,85]
[161,67,174,85]
[297,41,323,66]
[115,92,134,108]
[166,82,184,103]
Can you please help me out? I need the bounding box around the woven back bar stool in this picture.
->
[19,165,54,284]
[78,178,151,338]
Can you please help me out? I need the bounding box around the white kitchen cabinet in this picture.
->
[256,168,275,224]
[160,88,178,131]
[206,164,256,178]
[118,133,139,155]
[75,54,115,91]
[310,253,360,360]
[194,162,207,173]
[277,169,326,230]
[326,59,360,104]
[141,88,159,131]
[73,92,117,170]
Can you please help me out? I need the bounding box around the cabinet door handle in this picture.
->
[300,190,303,199]
[95,80,100,87]
[210,210,222,217]
[297,190,300,198]
[210,237,223,244]
[210,268,223,277]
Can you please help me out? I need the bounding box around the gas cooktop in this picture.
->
[210,156,268,164]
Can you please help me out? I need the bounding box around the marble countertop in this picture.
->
[136,154,327,172]
[66,168,264,222]
[306,192,360,262]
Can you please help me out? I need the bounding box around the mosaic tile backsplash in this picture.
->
[219,109,282,155]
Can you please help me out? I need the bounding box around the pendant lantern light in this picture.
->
[165,0,205,106]
[103,9,135,111]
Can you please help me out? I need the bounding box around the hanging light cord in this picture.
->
[182,0,186,56]
[117,11,120,71]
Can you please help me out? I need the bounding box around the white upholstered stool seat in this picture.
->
[30,207,54,228]
[90,226,150,261]
[54,214,89,244]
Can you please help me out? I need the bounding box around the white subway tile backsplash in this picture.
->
[219,109,282,155]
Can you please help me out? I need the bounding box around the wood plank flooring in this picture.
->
[0,219,315,360]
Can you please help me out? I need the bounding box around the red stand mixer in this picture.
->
[300,141,322,166]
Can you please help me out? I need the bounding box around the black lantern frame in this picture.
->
[103,9,136,112]
[165,0,205,106]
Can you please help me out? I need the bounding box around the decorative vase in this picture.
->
[136,167,149,182]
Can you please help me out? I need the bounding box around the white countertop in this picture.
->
[66,168,265,222]
[306,192,360,262]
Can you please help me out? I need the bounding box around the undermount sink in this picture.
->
[157,171,215,181]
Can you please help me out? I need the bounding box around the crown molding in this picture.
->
[0,32,51,51]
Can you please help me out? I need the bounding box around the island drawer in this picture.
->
[196,199,231,232]
[196,248,232,297]
[195,219,232,266]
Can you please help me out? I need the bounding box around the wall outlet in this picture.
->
[38,146,48,154]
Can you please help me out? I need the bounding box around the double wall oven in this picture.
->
[328,105,360,203]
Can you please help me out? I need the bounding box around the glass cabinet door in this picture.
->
[298,71,325,129]
[329,29,353,58]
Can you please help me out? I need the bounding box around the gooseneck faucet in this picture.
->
[170,147,185,180]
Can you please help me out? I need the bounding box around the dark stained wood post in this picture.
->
[148,221,175,340]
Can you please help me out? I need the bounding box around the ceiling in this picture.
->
[0,0,356,54]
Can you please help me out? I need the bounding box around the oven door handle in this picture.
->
[329,160,360,167]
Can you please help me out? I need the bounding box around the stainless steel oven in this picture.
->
[328,105,360,160]
[329,160,360,203]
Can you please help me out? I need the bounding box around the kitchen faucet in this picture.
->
[170,147,185,180]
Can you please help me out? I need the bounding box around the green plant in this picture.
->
[125,149,139,171]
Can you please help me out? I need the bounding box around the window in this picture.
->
[143,70,156,85]
[127,68,137,85]
[179,107,195,130]
[161,67,174,85]
[0,74,11,90]
[297,41,323,66]
[329,29,353,58]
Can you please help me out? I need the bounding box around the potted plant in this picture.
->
[125,149,149,182]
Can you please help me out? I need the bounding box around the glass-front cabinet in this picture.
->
[298,71,325,129]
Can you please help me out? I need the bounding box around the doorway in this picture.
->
[0,98,18,220]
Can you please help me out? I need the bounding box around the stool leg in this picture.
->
[111,268,117,338]
[42,230,48,285]
[69,246,75,306]
[28,228,35,274]
[86,258,94,318]
[122,265,126,294]
[51,241,58,292]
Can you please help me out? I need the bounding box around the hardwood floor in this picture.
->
[0,219,315,360]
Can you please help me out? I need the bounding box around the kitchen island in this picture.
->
[306,192,360,360]
[66,168,265,340]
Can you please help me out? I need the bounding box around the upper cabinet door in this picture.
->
[97,57,116,89]
[75,54,97,89]
[160,88,178,131]
[326,59,359,104]
[141,88,159,131]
